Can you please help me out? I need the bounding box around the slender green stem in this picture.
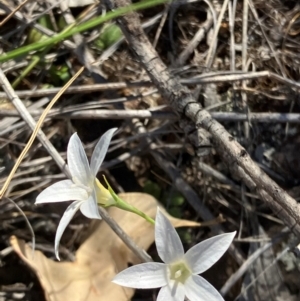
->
[0,0,169,63]
[11,44,54,88]
[12,55,40,88]
[12,18,80,88]
[115,196,155,225]
[103,176,155,225]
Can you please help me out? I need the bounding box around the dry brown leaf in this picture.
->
[11,193,202,301]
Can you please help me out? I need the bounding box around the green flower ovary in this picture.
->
[95,178,116,206]
[169,261,191,284]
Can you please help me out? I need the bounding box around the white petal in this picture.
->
[185,232,236,274]
[80,190,101,219]
[157,282,185,301]
[113,263,167,288]
[185,275,224,301]
[67,133,91,185]
[155,208,184,264]
[90,128,117,177]
[55,200,83,260]
[36,180,88,204]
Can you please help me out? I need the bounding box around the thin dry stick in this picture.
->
[248,0,286,77]
[242,0,248,73]
[98,206,153,263]
[3,197,35,254]
[3,109,300,124]
[228,1,235,71]
[0,81,151,98]
[205,0,229,69]
[220,228,289,296]
[0,0,29,27]
[181,70,300,87]
[241,0,250,143]
[237,247,289,299]
[152,5,168,49]
[1,70,300,99]
[174,0,216,67]
[0,67,84,198]
[0,95,70,172]
[42,110,300,124]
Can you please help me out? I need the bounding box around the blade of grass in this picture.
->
[0,0,169,63]
[11,7,90,88]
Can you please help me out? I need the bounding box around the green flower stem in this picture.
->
[12,55,40,88]
[103,176,155,225]
[11,45,52,88]
[0,0,169,63]
[12,20,78,88]
[114,194,155,225]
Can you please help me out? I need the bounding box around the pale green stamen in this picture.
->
[169,261,191,284]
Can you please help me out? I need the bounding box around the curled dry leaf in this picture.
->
[10,193,207,301]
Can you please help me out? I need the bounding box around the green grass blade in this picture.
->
[0,0,169,63]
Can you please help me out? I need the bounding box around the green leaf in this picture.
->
[94,23,122,50]
[27,15,53,44]
[169,192,185,206]
[143,180,161,200]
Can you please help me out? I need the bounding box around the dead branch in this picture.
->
[103,0,300,238]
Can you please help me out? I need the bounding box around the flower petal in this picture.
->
[36,180,88,204]
[157,282,185,301]
[155,208,184,264]
[90,128,117,177]
[185,232,236,274]
[68,133,91,185]
[113,263,167,288]
[80,190,101,219]
[55,200,83,260]
[185,275,225,301]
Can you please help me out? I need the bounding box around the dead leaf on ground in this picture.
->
[10,193,205,301]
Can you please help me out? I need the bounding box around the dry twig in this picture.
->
[103,0,300,238]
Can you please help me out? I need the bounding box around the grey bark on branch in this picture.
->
[103,0,300,237]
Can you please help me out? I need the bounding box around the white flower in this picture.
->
[36,128,117,259]
[113,208,235,301]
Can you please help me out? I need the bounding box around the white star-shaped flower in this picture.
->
[36,128,117,259]
[113,208,235,301]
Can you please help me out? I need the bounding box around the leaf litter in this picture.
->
[1,0,300,300]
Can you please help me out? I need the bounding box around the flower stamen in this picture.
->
[169,261,191,284]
